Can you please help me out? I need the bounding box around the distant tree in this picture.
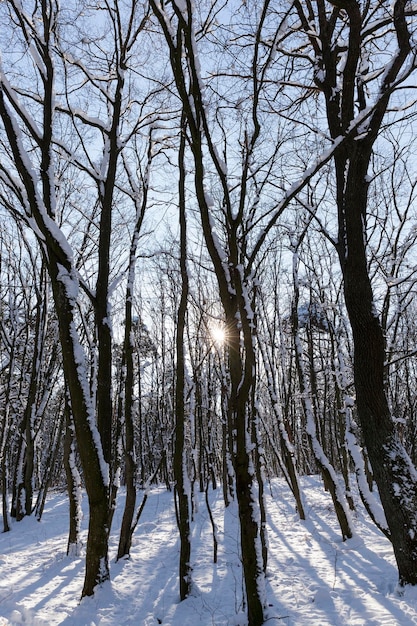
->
[117,130,154,561]
[291,222,353,540]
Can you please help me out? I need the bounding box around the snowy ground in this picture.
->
[1,476,417,625]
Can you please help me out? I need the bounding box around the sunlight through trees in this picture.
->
[1,1,417,623]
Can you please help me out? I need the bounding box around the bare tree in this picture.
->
[173,115,192,599]
[293,0,417,584]
[291,223,353,540]
[0,0,151,597]
[117,132,154,560]
[149,2,352,621]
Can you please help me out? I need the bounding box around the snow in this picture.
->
[173,0,187,14]
[1,477,417,625]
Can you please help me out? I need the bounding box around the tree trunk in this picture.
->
[173,120,192,600]
[116,266,138,561]
[148,3,266,619]
[338,151,417,582]
[116,303,137,560]
[63,395,83,557]
[228,314,265,626]
[48,257,110,597]
[292,247,353,541]
[0,334,16,533]
[1,447,11,533]
[293,0,417,584]
[15,289,45,520]
[257,328,306,520]
[35,401,65,522]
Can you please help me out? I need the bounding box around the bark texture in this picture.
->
[295,0,417,584]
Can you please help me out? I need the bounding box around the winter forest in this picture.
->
[1,1,417,624]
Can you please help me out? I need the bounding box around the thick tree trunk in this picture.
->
[49,257,110,597]
[228,315,265,626]
[293,0,417,584]
[235,459,264,625]
[338,155,417,582]
[84,497,110,592]
[235,434,265,625]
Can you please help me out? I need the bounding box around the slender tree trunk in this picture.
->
[35,399,65,521]
[252,409,268,572]
[173,121,192,600]
[116,265,140,559]
[250,299,268,572]
[12,435,25,521]
[15,285,46,520]
[292,247,353,541]
[0,334,16,533]
[117,132,152,560]
[221,364,234,508]
[1,458,10,533]
[63,395,83,557]
[116,253,141,559]
[257,324,306,520]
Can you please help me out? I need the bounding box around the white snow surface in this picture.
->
[1,476,417,625]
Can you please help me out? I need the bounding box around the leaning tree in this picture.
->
[0,0,154,597]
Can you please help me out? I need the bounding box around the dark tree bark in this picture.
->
[14,272,46,520]
[116,136,151,562]
[0,5,111,591]
[295,0,417,584]
[337,146,417,581]
[173,117,192,600]
[63,394,83,557]
[148,4,275,621]
[227,307,265,626]
[94,68,124,468]
[48,256,110,596]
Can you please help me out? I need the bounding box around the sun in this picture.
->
[211,324,226,345]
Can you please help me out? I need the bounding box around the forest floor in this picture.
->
[1,475,417,625]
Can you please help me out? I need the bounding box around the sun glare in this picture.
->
[211,325,226,345]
